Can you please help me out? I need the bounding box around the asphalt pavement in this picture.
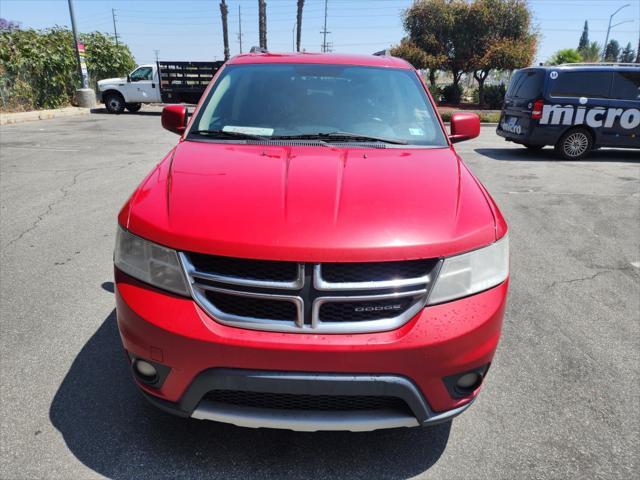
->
[1,107,638,479]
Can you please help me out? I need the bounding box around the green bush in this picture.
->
[483,84,506,109]
[0,28,135,111]
[427,83,441,102]
[441,84,463,104]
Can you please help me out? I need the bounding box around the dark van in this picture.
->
[497,64,639,159]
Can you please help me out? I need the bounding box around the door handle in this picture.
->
[152,83,156,88]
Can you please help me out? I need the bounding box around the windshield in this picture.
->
[189,63,447,146]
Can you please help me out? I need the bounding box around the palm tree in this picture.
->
[580,42,601,63]
[220,0,230,61]
[296,0,304,52]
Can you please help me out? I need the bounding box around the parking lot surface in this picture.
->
[1,109,638,479]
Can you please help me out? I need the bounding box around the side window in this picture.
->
[611,72,640,101]
[550,71,612,98]
[130,67,152,81]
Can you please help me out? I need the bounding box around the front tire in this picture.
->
[555,128,593,160]
[125,103,142,113]
[104,92,125,114]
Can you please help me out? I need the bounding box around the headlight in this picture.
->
[428,235,509,305]
[114,227,189,296]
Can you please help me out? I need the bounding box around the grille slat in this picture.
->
[189,254,298,280]
[204,291,298,321]
[180,252,438,333]
[321,260,436,283]
[204,390,411,413]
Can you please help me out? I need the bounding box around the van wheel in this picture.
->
[104,92,125,114]
[524,144,544,151]
[125,103,142,113]
[555,128,593,160]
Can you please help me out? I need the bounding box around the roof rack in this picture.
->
[249,46,268,54]
[558,62,639,67]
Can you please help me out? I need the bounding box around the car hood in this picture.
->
[123,141,497,262]
[98,77,126,86]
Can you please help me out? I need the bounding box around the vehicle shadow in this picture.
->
[50,309,451,480]
[90,108,162,116]
[475,147,640,163]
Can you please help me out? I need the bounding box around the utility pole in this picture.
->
[112,8,119,46]
[258,0,267,50]
[296,0,304,52]
[238,5,243,54]
[220,0,230,61]
[68,0,86,88]
[321,0,330,53]
[602,3,631,61]
[154,49,159,62]
[67,0,94,106]
[292,23,296,51]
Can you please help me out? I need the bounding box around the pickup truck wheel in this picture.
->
[104,92,125,114]
[125,103,142,113]
[555,128,593,160]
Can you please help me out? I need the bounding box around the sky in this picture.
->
[2,0,639,66]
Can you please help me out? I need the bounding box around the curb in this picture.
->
[0,107,91,126]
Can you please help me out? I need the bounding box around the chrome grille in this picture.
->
[180,253,440,334]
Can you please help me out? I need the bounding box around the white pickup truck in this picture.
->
[97,61,224,114]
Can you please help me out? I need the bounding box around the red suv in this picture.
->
[114,52,509,432]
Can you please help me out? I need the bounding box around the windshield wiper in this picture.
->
[272,132,408,145]
[190,129,268,141]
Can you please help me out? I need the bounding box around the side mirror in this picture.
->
[162,105,187,135]
[449,112,480,144]
[126,74,131,83]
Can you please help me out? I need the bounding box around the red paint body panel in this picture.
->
[116,270,508,413]
[124,142,497,261]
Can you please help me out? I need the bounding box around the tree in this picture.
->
[258,0,267,50]
[296,1,304,52]
[637,39,640,63]
[547,48,582,65]
[578,21,589,51]
[399,0,473,88]
[0,18,20,31]
[220,0,230,61]
[619,42,635,63]
[604,39,620,62]
[391,38,442,86]
[580,41,601,63]
[467,0,537,106]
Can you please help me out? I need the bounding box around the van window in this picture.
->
[611,71,640,100]
[506,70,544,99]
[550,71,611,98]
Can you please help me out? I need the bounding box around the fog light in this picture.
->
[135,360,157,379]
[456,372,482,390]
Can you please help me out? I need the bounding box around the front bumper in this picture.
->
[115,269,507,431]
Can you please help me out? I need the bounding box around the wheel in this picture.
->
[125,103,142,113]
[104,92,125,114]
[555,128,593,160]
[524,144,544,151]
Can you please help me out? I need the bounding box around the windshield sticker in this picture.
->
[540,105,640,130]
[223,126,274,136]
[409,127,425,136]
